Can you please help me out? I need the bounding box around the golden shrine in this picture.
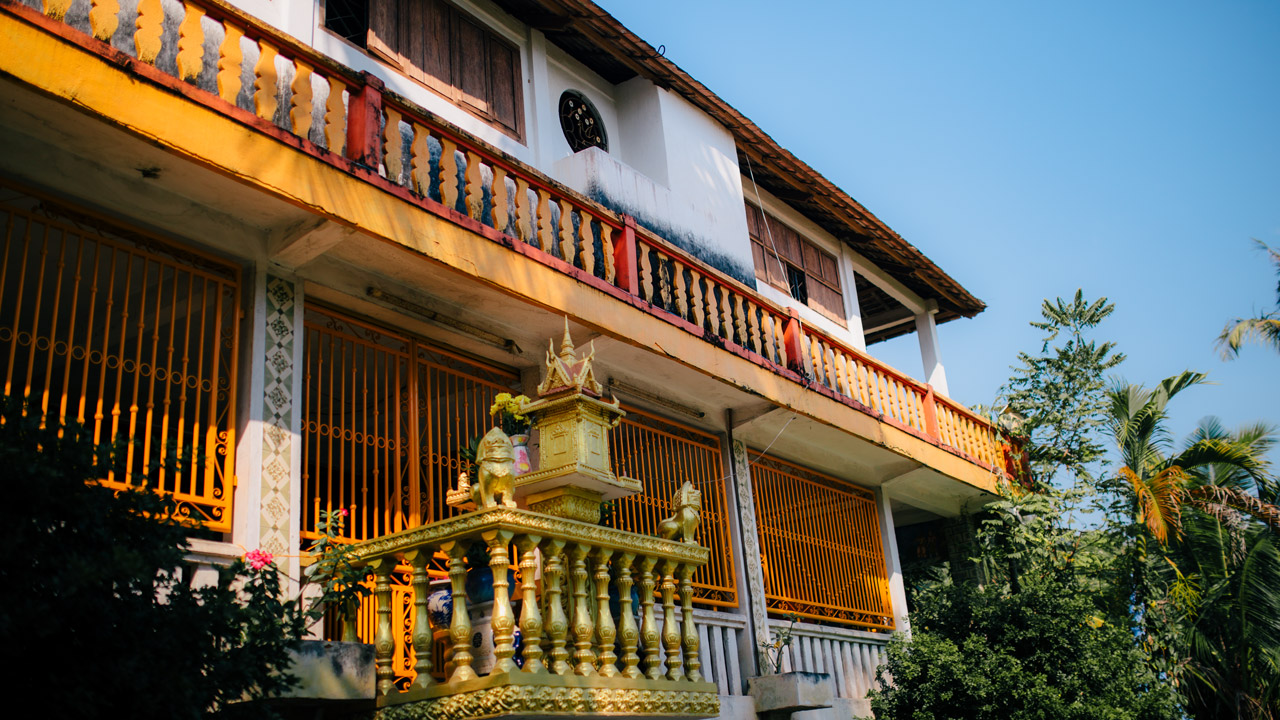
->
[351,326,719,720]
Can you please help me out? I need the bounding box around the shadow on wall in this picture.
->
[588,183,757,288]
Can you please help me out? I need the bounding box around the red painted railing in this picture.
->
[3,0,1019,478]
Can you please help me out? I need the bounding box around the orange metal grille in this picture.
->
[0,188,240,531]
[749,451,892,630]
[608,406,738,608]
[301,307,520,541]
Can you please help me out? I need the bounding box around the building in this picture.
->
[0,0,1016,716]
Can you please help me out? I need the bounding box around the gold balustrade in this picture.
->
[348,506,720,717]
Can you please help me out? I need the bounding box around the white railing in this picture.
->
[770,617,888,702]
[695,609,748,696]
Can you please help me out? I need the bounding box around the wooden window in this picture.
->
[746,202,846,326]
[366,0,524,138]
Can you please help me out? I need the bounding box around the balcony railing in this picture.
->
[347,506,720,716]
[4,0,1016,478]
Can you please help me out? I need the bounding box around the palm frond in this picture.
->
[1187,485,1280,536]
[1125,464,1188,544]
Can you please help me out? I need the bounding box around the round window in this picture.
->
[558,90,607,153]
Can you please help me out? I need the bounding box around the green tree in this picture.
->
[0,399,305,720]
[869,490,1175,720]
[1218,240,1280,358]
[1102,374,1280,719]
[1000,290,1125,485]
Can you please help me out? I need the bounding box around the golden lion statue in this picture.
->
[658,480,701,544]
[470,426,517,509]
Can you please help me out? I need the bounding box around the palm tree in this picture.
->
[1104,371,1280,719]
[1218,240,1280,359]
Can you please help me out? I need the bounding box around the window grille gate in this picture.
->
[0,186,240,531]
[750,451,892,630]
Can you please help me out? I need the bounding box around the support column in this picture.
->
[259,273,303,586]
[914,310,949,397]
[874,486,911,637]
[723,422,770,681]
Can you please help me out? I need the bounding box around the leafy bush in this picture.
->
[869,571,1173,720]
[0,399,305,719]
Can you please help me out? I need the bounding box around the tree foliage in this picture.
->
[1001,290,1125,484]
[1218,240,1280,359]
[869,490,1174,720]
[0,399,305,720]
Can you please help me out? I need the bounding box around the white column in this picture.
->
[232,269,268,555]
[838,246,867,351]
[914,310,948,396]
[874,487,911,637]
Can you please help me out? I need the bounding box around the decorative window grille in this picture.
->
[0,185,241,531]
[608,406,738,609]
[750,450,892,630]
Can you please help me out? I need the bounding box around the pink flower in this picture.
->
[245,549,274,571]
[338,508,348,517]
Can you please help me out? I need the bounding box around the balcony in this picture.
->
[0,0,1018,498]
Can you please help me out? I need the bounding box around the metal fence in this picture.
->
[749,451,892,630]
[0,185,240,530]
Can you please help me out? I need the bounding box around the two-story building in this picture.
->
[0,0,1014,716]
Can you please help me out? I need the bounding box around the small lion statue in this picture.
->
[470,426,517,509]
[658,480,701,544]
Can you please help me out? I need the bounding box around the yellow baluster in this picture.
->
[541,538,569,675]
[661,559,682,681]
[570,543,596,676]
[324,76,345,154]
[515,178,532,243]
[516,535,545,673]
[491,166,510,234]
[289,60,313,138]
[410,124,430,196]
[594,547,617,676]
[615,552,640,679]
[439,137,459,211]
[689,270,705,329]
[253,40,280,122]
[43,0,71,20]
[89,0,120,41]
[175,2,205,81]
[383,107,403,185]
[405,549,435,689]
[559,203,577,266]
[442,540,475,682]
[371,558,396,696]
[578,211,595,275]
[536,189,553,251]
[465,154,484,221]
[673,262,688,319]
[639,556,661,679]
[134,0,163,65]
[216,24,244,105]
[680,563,701,682]
[485,529,518,674]
[704,282,719,335]
[639,246,654,303]
[601,223,616,283]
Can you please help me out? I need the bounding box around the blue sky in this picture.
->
[598,0,1280,455]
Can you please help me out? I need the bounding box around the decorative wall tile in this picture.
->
[259,276,296,556]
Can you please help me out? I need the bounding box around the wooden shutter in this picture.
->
[487,39,520,132]
[367,0,403,69]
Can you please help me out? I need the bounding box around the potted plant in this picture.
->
[488,392,532,474]
[747,614,835,715]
